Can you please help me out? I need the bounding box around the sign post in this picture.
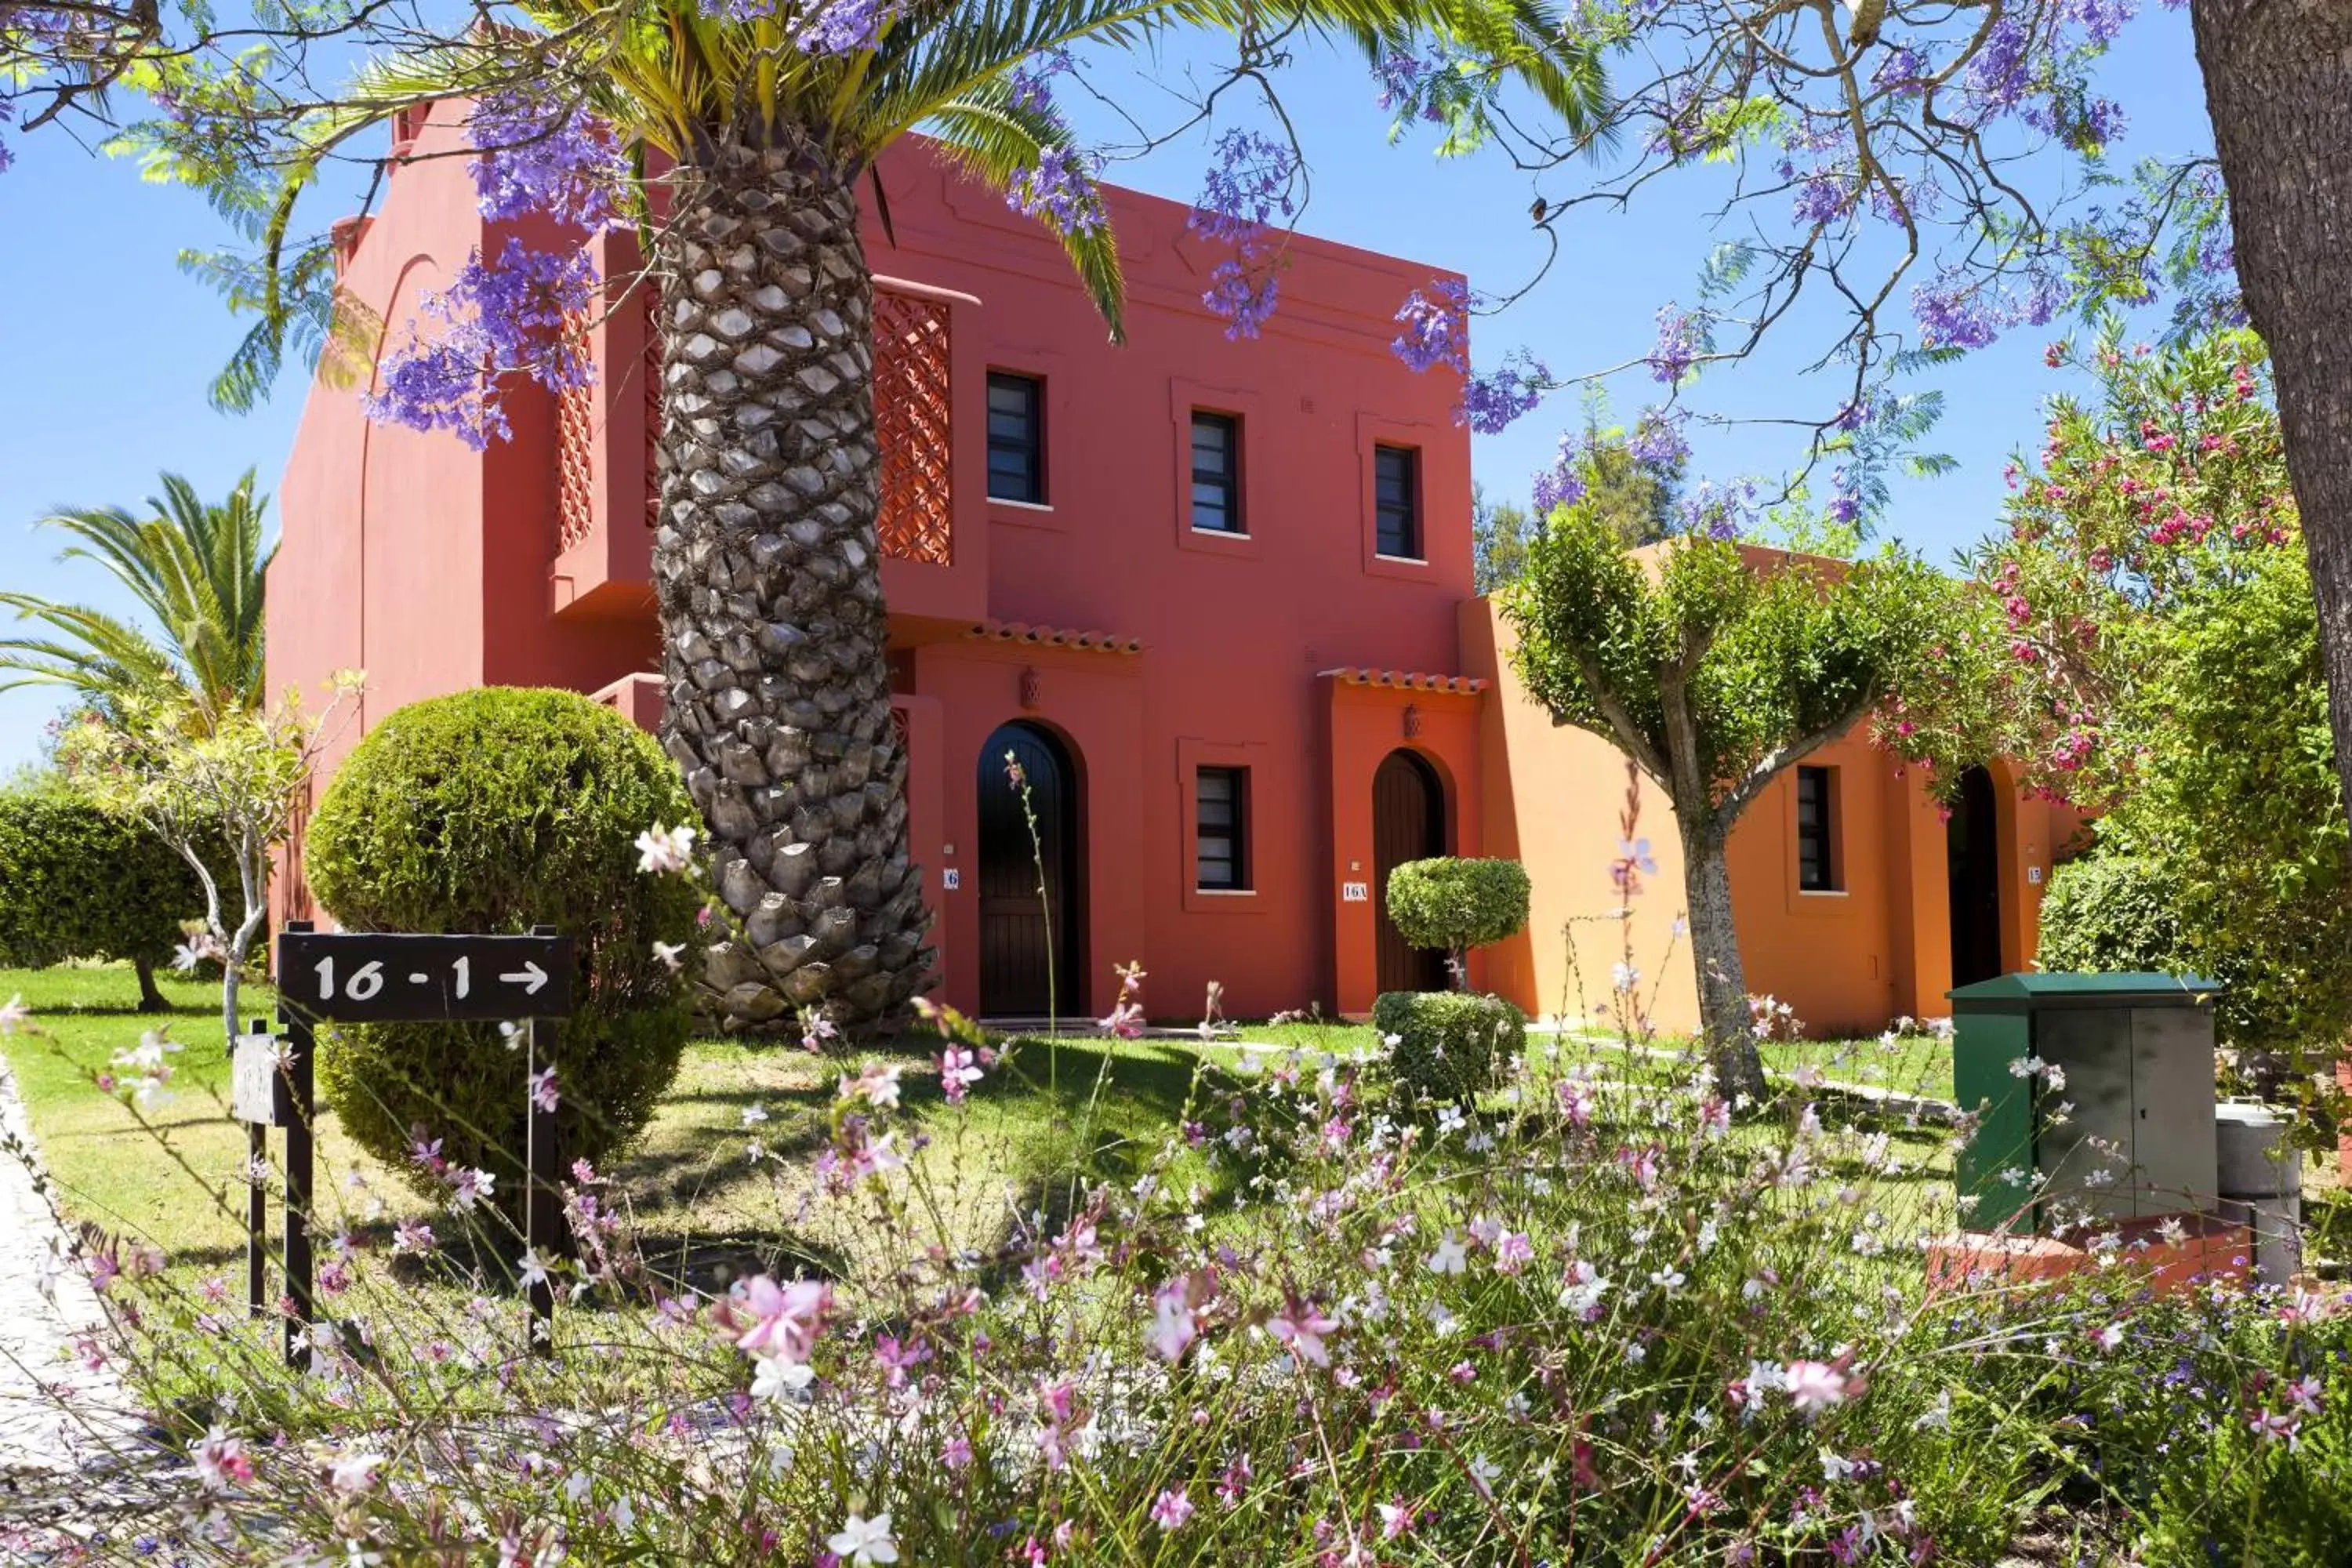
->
[267,921,577,1366]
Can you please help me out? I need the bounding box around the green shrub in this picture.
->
[1373,988,1526,1102]
[2034,854,2186,975]
[0,780,211,1009]
[305,688,705,1205]
[1385,857,1531,983]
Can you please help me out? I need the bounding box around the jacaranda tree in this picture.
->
[125,0,1599,1039]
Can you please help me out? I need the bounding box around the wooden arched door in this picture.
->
[978,722,1080,1017]
[1947,764,2004,987]
[1373,749,1450,994]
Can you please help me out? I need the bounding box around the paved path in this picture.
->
[0,1045,146,1497]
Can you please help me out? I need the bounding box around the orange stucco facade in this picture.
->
[271,100,2070,1035]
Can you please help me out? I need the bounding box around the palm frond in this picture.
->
[924,93,1127,339]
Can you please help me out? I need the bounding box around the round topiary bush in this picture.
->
[305,688,704,1206]
[1385,857,1532,987]
[0,782,213,1010]
[2035,854,2185,975]
[1373,989,1526,1104]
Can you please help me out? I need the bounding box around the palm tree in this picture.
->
[238,0,1602,1037]
[0,470,276,734]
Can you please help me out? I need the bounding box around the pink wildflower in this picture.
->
[1269,1297,1338,1367]
[1149,1487,1196,1531]
[192,1428,253,1492]
[1782,1359,1857,1413]
[732,1276,831,1363]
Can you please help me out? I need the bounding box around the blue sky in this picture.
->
[0,8,2216,771]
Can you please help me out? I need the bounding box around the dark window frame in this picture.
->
[1795,764,1838,892]
[987,372,1046,505]
[1190,410,1243,535]
[1195,765,1250,891]
[1374,444,1422,561]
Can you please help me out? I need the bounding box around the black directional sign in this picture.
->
[276,930,576,1023]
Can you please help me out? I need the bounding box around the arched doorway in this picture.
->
[977,722,1081,1017]
[1947,764,2004,987]
[1374,749,1450,994]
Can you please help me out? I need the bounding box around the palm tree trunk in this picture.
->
[650,125,934,1037]
[1680,820,1766,1105]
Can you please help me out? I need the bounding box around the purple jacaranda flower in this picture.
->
[465,90,627,230]
[1006,48,1072,114]
[1628,405,1690,468]
[1392,278,1472,376]
[366,239,600,448]
[1005,145,1104,236]
[1192,129,1298,337]
[1647,303,1709,384]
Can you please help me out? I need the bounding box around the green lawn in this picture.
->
[0,964,1226,1290]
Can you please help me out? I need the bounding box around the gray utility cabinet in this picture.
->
[1951,973,2220,1232]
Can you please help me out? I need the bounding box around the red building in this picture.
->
[273,101,2072,1033]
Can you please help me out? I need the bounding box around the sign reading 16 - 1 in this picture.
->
[278,931,575,1023]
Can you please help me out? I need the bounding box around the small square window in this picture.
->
[1191,412,1243,534]
[988,372,1044,503]
[1196,766,1250,891]
[1796,765,1839,891]
[1374,445,1421,560]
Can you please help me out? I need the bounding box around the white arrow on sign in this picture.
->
[499,961,550,995]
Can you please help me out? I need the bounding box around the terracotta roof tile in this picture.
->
[964,620,1145,655]
[1319,667,1489,695]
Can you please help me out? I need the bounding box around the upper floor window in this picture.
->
[1374,445,1421,560]
[1196,766,1250,891]
[1191,412,1243,534]
[988,372,1045,504]
[1796,765,1838,891]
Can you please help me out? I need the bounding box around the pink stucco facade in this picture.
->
[273,101,2067,1033]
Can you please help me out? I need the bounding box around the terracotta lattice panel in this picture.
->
[556,364,597,554]
[872,289,954,565]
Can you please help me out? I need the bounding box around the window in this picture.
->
[1795,765,1838,891]
[1374,445,1421,559]
[987,372,1044,503]
[1191,412,1243,533]
[1196,766,1250,891]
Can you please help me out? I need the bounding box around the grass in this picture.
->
[0,964,1228,1292]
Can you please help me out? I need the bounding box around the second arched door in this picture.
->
[977,722,1081,1017]
[1373,749,1450,993]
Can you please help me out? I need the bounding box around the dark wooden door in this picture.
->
[1373,749,1449,994]
[1947,764,2004,988]
[978,723,1078,1016]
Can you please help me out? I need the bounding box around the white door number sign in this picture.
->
[1341,881,1370,903]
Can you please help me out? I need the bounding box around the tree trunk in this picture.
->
[1681,822,1766,1104]
[133,955,166,1013]
[650,125,934,1038]
[2190,1,2352,828]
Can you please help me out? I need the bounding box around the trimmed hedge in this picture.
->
[305,688,705,1207]
[2034,855,2185,975]
[0,783,210,1009]
[1385,858,1531,982]
[1374,989,1526,1103]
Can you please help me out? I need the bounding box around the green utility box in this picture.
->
[1950,973,2221,1234]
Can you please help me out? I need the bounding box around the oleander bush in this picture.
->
[1372,986,1526,1102]
[1384,856,1531,985]
[303,688,704,1206]
[0,781,212,1010]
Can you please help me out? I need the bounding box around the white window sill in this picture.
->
[1193,887,1258,897]
[990,498,1054,513]
[1796,888,1849,898]
[1372,552,1428,565]
[1190,526,1250,539]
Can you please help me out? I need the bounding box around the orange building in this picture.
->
[270,101,2069,1035]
